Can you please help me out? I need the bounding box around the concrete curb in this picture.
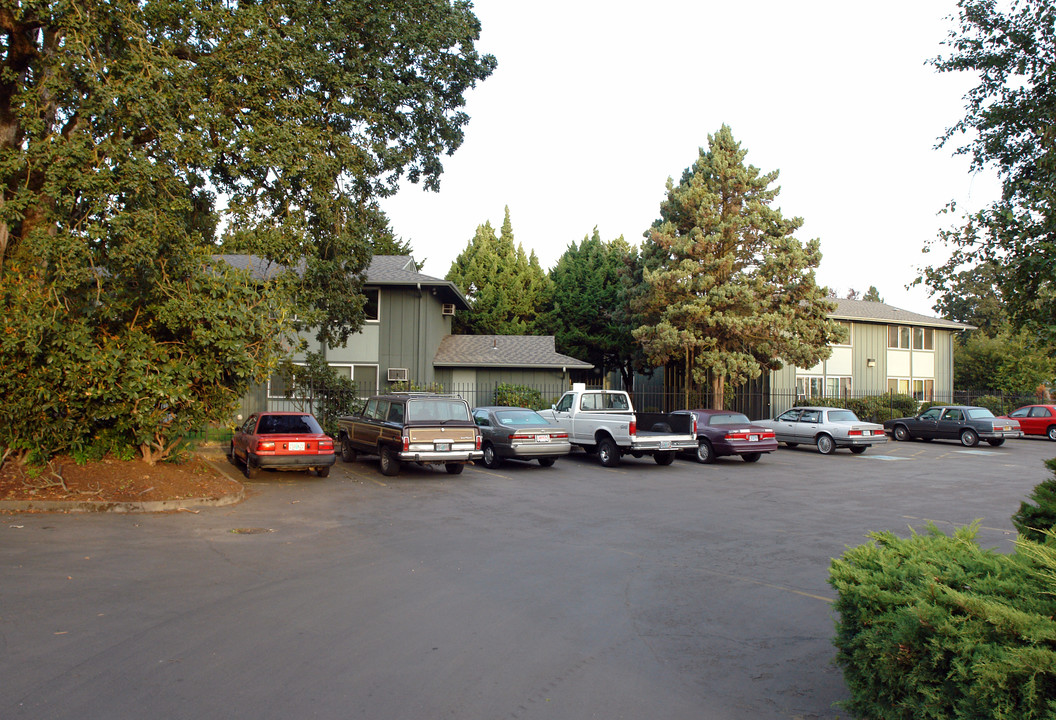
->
[0,453,246,514]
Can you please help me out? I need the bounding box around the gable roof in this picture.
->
[830,298,973,331]
[434,335,593,370]
[217,254,470,310]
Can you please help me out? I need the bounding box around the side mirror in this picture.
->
[551,404,557,410]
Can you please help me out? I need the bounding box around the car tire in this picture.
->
[893,425,910,442]
[229,442,238,465]
[379,445,401,476]
[654,451,675,466]
[816,434,836,455]
[598,437,620,468]
[695,440,715,464]
[317,465,331,478]
[960,428,979,447]
[444,463,464,475]
[538,457,556,467]
[742,452,761,463]
[482,443,502,469]
[340,437,357,463]
[987,438,1005,447]
[1048,425,1056,441]
[849,446,867,454]
[243,458,260,479]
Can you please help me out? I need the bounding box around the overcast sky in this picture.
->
[381,0,1001,315]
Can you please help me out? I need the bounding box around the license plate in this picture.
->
[660,441,671,449]
[435,442,451,451]
[288,442,305,451]
[536,435,551,443]
[749,435,759,442]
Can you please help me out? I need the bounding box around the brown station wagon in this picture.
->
[335,393,483,476]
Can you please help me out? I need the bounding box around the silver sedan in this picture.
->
[472,406,572,469]
[756,406,888,455]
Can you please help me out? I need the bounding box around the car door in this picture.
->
[234,414,259,460]
[1028,406,1053,435]
[797,409,822,441]
[772,409,802,443]
[1008,406,1032,434]
[473,409,496,446]
[937,408,964,440]
[911,407,942,439]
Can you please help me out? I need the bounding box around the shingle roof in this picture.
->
[433,335,594,369]
[216,254,470,309]
[831,298,973,331]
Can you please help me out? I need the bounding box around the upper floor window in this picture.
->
[888,325,934,350]
[888,326,911,349]
[833,321,852,346]
[914,327,934,350]
[364,288,380,322]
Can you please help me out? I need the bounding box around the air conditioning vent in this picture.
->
[387,368,408,382]
[441,303,456,316]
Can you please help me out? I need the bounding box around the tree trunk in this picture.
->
[711,374,725,410]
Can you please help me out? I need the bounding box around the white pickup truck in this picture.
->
[537,385,697,467]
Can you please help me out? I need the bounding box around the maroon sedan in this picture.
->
[999,404,1056,441]
[672,409,778,463]
[230,411,337,479]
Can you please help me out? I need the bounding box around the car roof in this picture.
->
[474,406,537,412]
[680,408,750,415]
[788,406,846,412]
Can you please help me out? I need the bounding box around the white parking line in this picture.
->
[956,450,1000,456]
[859,455,910,461]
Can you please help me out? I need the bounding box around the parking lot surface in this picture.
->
[3,436,1053,719]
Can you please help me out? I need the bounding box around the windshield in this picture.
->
[967,408,996,419]
[257,414,323,434]
[709,413,751,426]
[827,410,859,423]
[407,398,470,422]
[495,409,548,426]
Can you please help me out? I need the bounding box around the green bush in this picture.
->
[493,383,546,410]
[1013,459,1056,543]
[801,394,917,423]
[830,524,1056,719]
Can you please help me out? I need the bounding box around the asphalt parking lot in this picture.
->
[3,436,1053,720]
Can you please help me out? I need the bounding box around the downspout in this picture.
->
[417,283,422,385]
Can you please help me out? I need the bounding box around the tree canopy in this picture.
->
[446,207,550,335]
[921,0,1056,342]
[0,0,495,463]
[633,126,842,409]
[544,229,642,390]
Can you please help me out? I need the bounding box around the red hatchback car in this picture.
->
[999,405,1056,441]
[230,411,337,479]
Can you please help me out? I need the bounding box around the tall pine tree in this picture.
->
[634,126,843,409]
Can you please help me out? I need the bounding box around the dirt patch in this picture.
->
[0,452,243,504]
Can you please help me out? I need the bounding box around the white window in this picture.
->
[913,327,934,351]
[888,378,910,395]
[888,326,911,349]
[797,375,850,399]
[912,379,934,401]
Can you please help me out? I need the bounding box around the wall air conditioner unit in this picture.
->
[387,368,408,382]
[441,303,456,316]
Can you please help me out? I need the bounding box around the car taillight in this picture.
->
[552,432,568,439]
[508,433,532,440]
[402,435,410,452]
[725,432,747,440]
[319,439,333,451]
[629,419,636,436]
[256,440,275,451]
[475,433,482,450]
[848,430,863,436]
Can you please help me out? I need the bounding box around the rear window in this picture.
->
[708,413,751,426]
[257,414,323,434]
[967,407,995,419]
[407,398,471,422]
[827,410,859,423]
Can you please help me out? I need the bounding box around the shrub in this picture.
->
[493,383,545,410]
[830,524,1056,719]
[801,394,917,423]
[1013,459,1056,543]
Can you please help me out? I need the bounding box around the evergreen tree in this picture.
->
[633,126,843,409]
[862,286,884,303]
[545,230,642,390]
[446,208,550,335]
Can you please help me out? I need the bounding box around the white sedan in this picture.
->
[756,406,888,455]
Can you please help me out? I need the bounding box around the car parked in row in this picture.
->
[997,404,1056,441]
[756,406,887,455]
[671,409,778,463]
[472,406,571,468]
[230,411,336,479]
[884,405,1021,447]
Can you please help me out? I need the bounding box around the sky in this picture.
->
[380,0,1002,316]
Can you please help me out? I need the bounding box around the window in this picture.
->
[1031,407,1053,418]
[913,327,934,350]
[833,321,852,346]
[364,288,380,322]
[1010,407,1031,418]
[801,410,821,423]
[942,409,963,421]
[888,378,910,394]
[888,326,911,349]
[919,408,942,420]
[473,410,490,426]
[777,409,802,422]
[826,377,852,398]
[555,394,574,412]
[797,376,850,399]
[912,379,934,401]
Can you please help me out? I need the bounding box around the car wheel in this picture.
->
[482,443,502,469]
[598,437,620,468]
[538,457,556,467]
[379,445,401,476]
[1048,425,1056,441]
[445,463,464,475]
[849,446,867,455]
[742,452,761,463]
[654,451,675,466]
[987,438,1005,447]
[316,465,331,478]
[243,458,260,479]
[340,437,357,463]
[960,428,979,447]
[816,434,836,455]
[229,442,239,465]
[893,425,910,442]
[785,442,798,448]
[695,440,714,464]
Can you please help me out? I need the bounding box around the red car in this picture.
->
[230,411,337,479]
[999,405,1056,441]
[672,409,779,463]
